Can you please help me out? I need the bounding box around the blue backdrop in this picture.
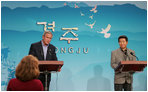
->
[1,1,147,91]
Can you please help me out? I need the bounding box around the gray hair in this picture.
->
[43,31,53,36]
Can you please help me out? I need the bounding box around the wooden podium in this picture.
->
[38,61,64,72]
[38,61,64,91]
[116,61,147,72]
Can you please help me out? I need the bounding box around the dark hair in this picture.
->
[15,55,40,81]
[118,35,128,42]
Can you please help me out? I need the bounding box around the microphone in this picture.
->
[130,52,139,61]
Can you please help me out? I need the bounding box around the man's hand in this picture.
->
[58,68,61,72]
[129,70,135,74]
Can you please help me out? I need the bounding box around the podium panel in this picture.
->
[38,61,63,71]
[116,61,147,72]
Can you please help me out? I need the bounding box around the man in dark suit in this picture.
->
[111,35,136,91]
[29,31,57,91]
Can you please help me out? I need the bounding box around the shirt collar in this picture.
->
[120,48,127,55]
[41,40,49,47]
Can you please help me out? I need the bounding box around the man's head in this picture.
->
[118,35,128,50]
[42,31,53,45]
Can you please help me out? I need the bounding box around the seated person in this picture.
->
[7,55,44,91]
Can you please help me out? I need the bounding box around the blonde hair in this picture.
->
[15,55,40,81]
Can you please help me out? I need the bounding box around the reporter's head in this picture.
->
[15,55,40,81]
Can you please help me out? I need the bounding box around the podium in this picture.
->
[39,61,64,72]
[38,61,64,91]
[116,61,147,72]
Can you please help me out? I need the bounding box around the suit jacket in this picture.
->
[111,48,136,84]
[29,41,57,61]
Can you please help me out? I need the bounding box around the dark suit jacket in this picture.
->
[29,41,57,61]
[28,41,57,90]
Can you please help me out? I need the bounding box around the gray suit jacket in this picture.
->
[111,48,136,84]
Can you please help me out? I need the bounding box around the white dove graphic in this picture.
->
[97,24,111,38]
[90,5,97,13]
[89,15,93,19]
[80,11,85,16]
[75,4,79,8]
[85,21,96,29]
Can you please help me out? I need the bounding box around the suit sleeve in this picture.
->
[132,51,136,61]
[29,44,35,56]
[52,47,58,61]
[111,51,119,70]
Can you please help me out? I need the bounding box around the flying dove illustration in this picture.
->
[97,24,111,38]
[89,15,93,19]
[80,11,85,16]
[85,21,96,29]
[90,5,97,13]
[75,4,79,8]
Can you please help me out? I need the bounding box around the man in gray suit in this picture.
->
[111,35,136,91]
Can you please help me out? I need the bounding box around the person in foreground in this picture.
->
[7,55,44,91]
[29,31,58,91]
[111,35,136,91]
